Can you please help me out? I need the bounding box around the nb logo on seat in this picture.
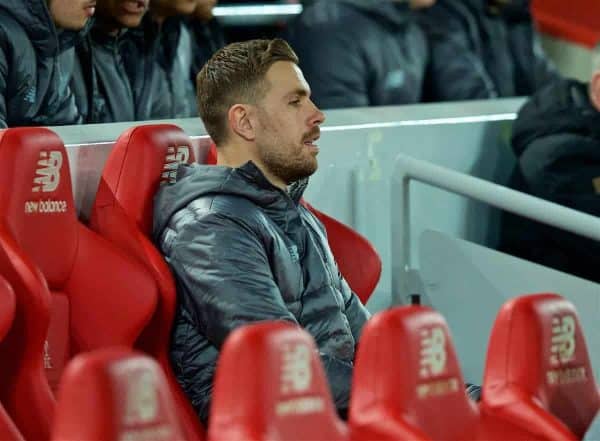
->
[420,327,446,378]
[550,315,576,365]
[123,370,158,425]
[32,151,62,193]
[161,146,190,184]
[280,343,312,394]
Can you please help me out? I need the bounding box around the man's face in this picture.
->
[96,0,149,28]
[151,0,196,16]
[49,0,96,30]
[195,0,217,22]
[252,61,325,185]
[409,0,436,9]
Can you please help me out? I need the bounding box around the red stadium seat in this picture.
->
[482,293,600,440]
[350,305,538,440]
[52,347,186,441]
[0,127,157,440]
[303,202,381,305]
[89,124,205,440]
[0,276,23,441]
[207,142,381,305]
[208,321,348,441]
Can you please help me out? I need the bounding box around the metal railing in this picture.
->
[391,154,600,304]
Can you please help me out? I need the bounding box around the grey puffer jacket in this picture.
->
[153,162,371,422]
[285,0,428,109]
[419,0,560,101]
[0,0,85,127]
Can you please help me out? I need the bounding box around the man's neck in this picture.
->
[216,142,287,190]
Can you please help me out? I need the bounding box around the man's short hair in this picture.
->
[196,38,299,145]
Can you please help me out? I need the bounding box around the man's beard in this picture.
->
[258,139,318,185]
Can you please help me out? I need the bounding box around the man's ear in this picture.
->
[228,104,255,142]
[590,71,600,112]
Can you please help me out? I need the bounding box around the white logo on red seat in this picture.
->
[419,327,446,378]
[123,370,158,425]
[161,146,190,184]
[550,315,576,365]
[32,151,62,193]
[43,340,53,369]
[280,342,312,394]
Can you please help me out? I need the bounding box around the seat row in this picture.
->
[0,125,597,440]
[0,125,381,441]
[2,282,598,440]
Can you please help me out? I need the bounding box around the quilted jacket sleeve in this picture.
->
[0,43,8,128]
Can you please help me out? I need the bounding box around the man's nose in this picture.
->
[309,101,325,126]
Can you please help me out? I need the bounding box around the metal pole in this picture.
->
[392,154,600,302]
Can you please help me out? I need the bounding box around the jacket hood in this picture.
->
[333,0,414,27]
[511,78,600,156]
[153,161,308,240]
[0,0,89,55]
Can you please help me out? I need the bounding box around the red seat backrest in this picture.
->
[350,305,478,440]
[0,275,23,441]
[303,202,381,305]
[532,0,600,48]
[350,305,538,440]
[208,321,348,441]
[52,347,186,441]
[89,124,204,440]
[0,127,157,440]
[482,293,600,440]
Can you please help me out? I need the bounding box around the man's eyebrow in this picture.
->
[285,88,310,99]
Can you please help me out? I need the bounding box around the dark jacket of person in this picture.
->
[153,161,371,421]
[500,78,600,282]
[187,17,225,88]
[0,0,84,127]
[122,15,197,120]
[71,26,136,123]
[419,0,560,101]
[285,0,428,109]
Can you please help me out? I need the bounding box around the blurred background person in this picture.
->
[122,0,197,119]
[499,44,600,283]
[71,0,150,123]
[0,0,94,127]
[420,0,560,101]
[285,0,435,109]
[187,0,225,90]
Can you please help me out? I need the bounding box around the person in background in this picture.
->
[71,0,150,123]
[122,0,197,119]
[499,44,600,283]
[187,0,225,87]
[285,0,435,109]
[0,0,94,127]
[153,38,371,422]
[419,0,560,101]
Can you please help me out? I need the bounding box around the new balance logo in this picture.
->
[32,151,62,193]
[123,370,158,425]
[161,146,190,184]
[43,340,53,369]
[419,327,446,378]
[550,315,576,366]
[280,342,312,394]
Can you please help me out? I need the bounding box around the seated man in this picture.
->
[71,0,150,123]
[419,0,560,101]
[499,44,600,282]
[284,0,434,109]
[153,38,370,422]
[0,0,94,127]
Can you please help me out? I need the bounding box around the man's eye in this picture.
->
[289,99,301,106]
